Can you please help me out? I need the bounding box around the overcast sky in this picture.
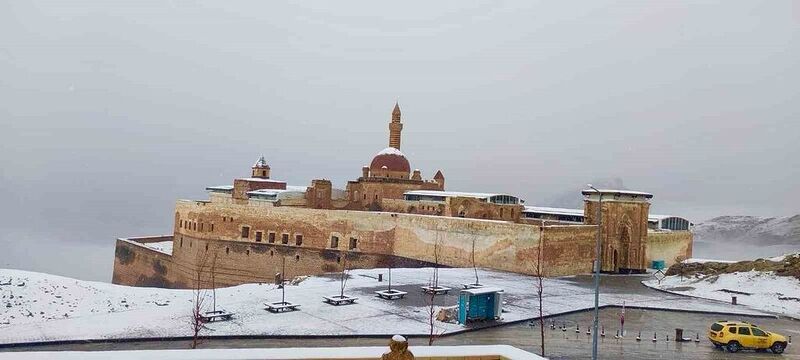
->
[1,1,798,281]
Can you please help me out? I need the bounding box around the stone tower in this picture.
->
[389,102,403,149]
[251,155,271,179]
[582,189,652,273]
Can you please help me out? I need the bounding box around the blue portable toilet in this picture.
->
[458,287,503,325]
[651,260,666,270]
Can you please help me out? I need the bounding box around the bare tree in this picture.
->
[534,225,546,357]
[339,252,349,298]
[428,238,441,346]
[471,236,480,286]
[190,251,212,349]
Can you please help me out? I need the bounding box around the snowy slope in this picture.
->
[643,257,800,318]
[694,215,800,246]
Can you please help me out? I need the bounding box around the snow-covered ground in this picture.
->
[140,241,173,255]
[0,267,773,345]
[0,345,544,360]
[643,269,800,318]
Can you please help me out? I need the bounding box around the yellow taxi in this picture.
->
[708,321,789,354]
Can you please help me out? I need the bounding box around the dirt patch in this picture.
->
[665,286,695,292]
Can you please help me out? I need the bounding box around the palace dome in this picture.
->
[370,147,410,173]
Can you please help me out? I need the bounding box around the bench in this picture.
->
[421,286,451,295]
[375,289,408,300]
[200,310,233,322]
[265,301,301,313]
[323,295,358,306]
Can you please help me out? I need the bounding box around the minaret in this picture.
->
[389,102,403,149]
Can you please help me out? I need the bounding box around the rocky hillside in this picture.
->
[667,253,800,281]
[694,215,800,246]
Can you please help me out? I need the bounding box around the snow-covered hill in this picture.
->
[694,215,800,246]
[642,254,800,318]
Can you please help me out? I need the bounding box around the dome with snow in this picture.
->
[369,147,410,173]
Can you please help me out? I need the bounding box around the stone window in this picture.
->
[282,233,289,245]
[211,223,214,232]
[241,226,250,239]
[255,231,263,242]
[200,223,204,231]
[349,237,358,250]
[226,247,230,255]
[180,220,183,228]
[330,236,339,248]
[268,232,275,243]
[295,234,303,246]
[193,222,197,231]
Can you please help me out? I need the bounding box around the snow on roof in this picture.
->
[581,189,653,198]
[461,286,505,295]
[253,155,269,168]
[206,185,234,191]
[404,190,513,200]
[238,178,286,183]
[140,241,173,255]
[376,147,405,157]
[248,185,308,196]
[523,206,584,216]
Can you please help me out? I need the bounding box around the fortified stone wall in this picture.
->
[113,237,187,288]
[170,200,598,281]
[115,198,689,288]
[645,231,693,268]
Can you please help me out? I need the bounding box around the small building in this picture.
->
[458,287,504,325]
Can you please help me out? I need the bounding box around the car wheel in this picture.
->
[771,342,785,354]
[726,341,741,353]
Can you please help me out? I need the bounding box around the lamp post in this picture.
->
[588,184,602,360]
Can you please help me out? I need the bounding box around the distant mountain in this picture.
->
[694,215,800,246]
[545,177,627,209]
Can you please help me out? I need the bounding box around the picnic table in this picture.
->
[265,301,301,313]
[375,289,408,300]
[421,286,451,295]
[200,310,233,322]
[322,295,358,306]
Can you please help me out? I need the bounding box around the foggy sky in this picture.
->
[1,1,798,281]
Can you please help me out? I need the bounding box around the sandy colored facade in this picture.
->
[112,103,692,288]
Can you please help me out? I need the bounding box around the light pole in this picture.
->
[588,184,602,360]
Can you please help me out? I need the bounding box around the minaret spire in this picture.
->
[389,102,403,149]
